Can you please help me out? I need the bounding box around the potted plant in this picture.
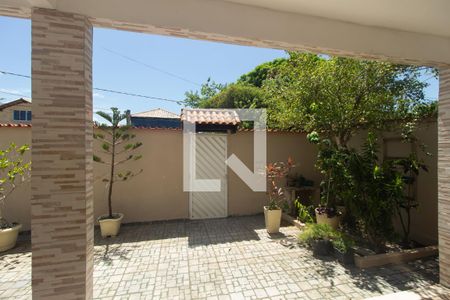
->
[0,143,31,251]
[264,157,294,233]
[331,232,355,265]
[307,132,345,229]
[315,206,341,229]
[94,108,143,237]
[299,223,334,256]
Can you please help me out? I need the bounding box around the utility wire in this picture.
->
[0,71,30,78]
[0,70,184,105]
[101,46,201,87]
[94,87,181,104]
[0,90,30,98]
[0,71,31,79]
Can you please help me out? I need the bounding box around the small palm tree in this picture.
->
[93,108,143,219]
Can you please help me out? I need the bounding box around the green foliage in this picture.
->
[299,223,335,243]
[237,58,287,88]
[331,232,355,253]
[0,143,31,227]
[309,133,352,209]
[184,78,226,108]
[394,153,429,244]
[346,133,404,251]
[94,107,143,218]
[294,199,314,223]
[264,52,434,143]
[200,84,267,109]
[299,223,354,253]
[183,53,435,134]
[183,58,286,109]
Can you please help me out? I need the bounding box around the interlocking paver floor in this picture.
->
[0,215,447,299]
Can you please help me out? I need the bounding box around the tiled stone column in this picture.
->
[31,8,94,299]
[439,68,450,287]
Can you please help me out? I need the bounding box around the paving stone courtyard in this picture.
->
[0,215,448,299]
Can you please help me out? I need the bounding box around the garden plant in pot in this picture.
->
[299,223,355,261]
[331,231,355,265]
[0,143,31,251]
[308,132,345,229]
[94,108,143,237]
[264,158,294,233]
[299,223,335,256]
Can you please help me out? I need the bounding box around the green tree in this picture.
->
[184,58,286,109]
[200,84,267,109]
[264,52,435,146]
[93,108,143,219]
[238,58,287,87]
[184,78,226,108]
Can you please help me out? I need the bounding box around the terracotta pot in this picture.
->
[315,209,340,230]
[0,223,22,252]
[264,206,282,233]
[98,213,124,237]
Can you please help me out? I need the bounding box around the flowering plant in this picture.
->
[266,157,295,210]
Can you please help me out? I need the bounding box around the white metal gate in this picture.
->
[190,133,228,219]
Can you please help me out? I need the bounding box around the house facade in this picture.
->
[0,98,32,124]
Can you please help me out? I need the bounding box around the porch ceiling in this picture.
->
[0,0,450,65]
[226,0,450,38]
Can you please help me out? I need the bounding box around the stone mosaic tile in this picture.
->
[0,215,446,299]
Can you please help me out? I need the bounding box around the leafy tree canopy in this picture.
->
[184,78,226,108]
[184,58,286,109]
[237,58,287,88]
[183,52,436,142]
[264,52,436,146]
[198,84,267,109]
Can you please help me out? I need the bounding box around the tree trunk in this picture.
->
[107,127,116,218]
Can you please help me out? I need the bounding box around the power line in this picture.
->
[0,70,184,105]
[100,46,201,87]
[0,90,30,98]
[94,88,181,104]
[0,71,31,79]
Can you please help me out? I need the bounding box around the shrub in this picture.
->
[266,158,294,210]
[299,223,335,244]
[346,133,403,251]
[0,143,31,228]
[299,223,354,253]
[294,199,314,223]
[331,231,355,253]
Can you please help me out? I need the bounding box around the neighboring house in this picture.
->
[0,98,32,124]
[130,108,181,128]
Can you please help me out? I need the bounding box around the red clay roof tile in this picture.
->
[181,109,240,125]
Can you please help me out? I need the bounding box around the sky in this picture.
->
[0,16,439,118]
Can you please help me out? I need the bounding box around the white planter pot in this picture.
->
[315,210,340,230]
[98,213,124,237]
[0,223,22,252]
[264,207,282,233]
